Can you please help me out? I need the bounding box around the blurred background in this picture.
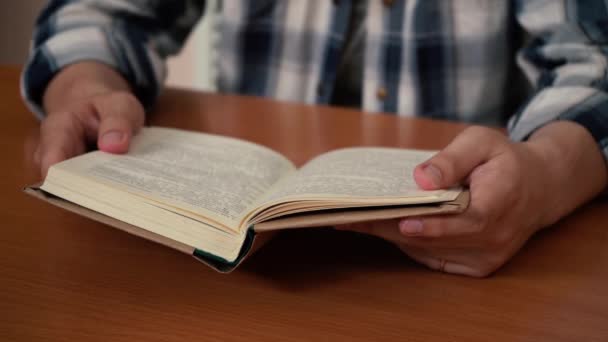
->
[0,0,216,91]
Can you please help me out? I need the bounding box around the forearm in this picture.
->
[22,1,205,117]
[525,121,608,227]
[43,62,132,114]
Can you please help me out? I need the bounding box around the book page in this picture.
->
[260,147,460,205]
[49,127,296,229]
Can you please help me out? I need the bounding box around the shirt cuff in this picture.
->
[508,86,608,164]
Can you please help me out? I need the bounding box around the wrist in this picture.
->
[43,61,132,114]
[524,121,607,226]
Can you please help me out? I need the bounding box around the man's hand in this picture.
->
[35,62,145,177]
[339,123,607,277]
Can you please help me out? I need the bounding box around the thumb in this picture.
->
[413,127,506,190]
[95,92,145,154]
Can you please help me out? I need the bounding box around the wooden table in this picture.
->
[1,65,607,341]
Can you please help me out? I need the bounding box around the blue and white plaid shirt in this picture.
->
[21,0,608,163]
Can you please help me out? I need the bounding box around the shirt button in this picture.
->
[377,86,388,100]
[383,0,395,7]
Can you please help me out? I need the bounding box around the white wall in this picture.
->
[166,0,217,91]
[0,0,46,64]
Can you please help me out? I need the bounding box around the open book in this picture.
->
[26,127,468,271]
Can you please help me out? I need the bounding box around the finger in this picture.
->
[38,112,88,177]
[94,92,145,153]
[398,211,484,239]
[399,246,491,277]
[340,221,496,277]
[414,126,507,190]
[398,247,443,271]
[336,219,404,243]
[336,219,459,249]
[337,220,452,256]
[398,187,503,240]
[338,219,460,248]
[441,259,490,277]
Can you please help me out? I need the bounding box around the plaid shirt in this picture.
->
[22,0,608,163]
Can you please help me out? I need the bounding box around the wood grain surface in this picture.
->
[1,66,607,342]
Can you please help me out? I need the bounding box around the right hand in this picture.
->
[35,62,145,177]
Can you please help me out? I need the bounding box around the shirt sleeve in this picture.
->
[509,0,608,163]
[21,0,206,118]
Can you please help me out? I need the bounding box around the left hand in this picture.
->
[338,123,607,277]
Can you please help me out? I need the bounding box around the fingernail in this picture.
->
[101,131,124,146]
[399,220,424,235]
[422,163,442,187]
